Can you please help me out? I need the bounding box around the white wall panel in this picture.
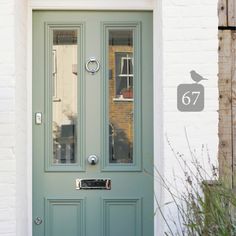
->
[30,0,154,10]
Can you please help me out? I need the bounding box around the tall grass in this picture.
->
[156,130,236,236]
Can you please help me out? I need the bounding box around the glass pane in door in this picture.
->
[108,30,134,163]
[52,29,78,164]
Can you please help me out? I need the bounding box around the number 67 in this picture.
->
[182,91,201,106]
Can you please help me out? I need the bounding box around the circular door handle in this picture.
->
[34,217,43,225]
[87,154,98,165]
[85,57,100,75]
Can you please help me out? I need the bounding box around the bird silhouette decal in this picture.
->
[190,70,208,83]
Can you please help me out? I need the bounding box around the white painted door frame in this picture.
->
[27,1,164,235]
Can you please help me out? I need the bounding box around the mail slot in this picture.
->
[76,179,111,190]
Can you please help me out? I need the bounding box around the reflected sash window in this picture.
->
[108,29,134,164]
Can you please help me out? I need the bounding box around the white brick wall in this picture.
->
[15,0,28,235]
[0,1,16,236]
[160,0,218,234]
[0,0,28,235]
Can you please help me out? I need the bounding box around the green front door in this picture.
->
[33,11,153,236]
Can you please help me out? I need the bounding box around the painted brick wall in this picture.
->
[15,0,28,235]
[0,0,28,236]
[0,1,16,236]
[161,0,218,234]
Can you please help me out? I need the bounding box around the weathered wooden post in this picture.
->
[218,0,236,188]
[218,0,236,227]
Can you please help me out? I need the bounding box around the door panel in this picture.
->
[45,198,85,236]
[33,11,153,236]
[102,199,141,236]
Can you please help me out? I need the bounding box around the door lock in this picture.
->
[87,155,98,165]
[35,112,42,125]
[34,217,43,225]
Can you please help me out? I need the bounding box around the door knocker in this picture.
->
[85,57,100,75]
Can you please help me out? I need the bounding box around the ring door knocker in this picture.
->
[85,57,100,75]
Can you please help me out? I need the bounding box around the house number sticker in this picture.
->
[177,70,207,112]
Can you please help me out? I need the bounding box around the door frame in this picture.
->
[28,1,164,235]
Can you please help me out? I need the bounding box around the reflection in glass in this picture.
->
[108,30,134,163]
[52,30,78,164]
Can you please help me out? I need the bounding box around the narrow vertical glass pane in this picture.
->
[108,30,134,164]
[52,29,78,164]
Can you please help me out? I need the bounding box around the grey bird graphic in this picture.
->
[190,70,208,83]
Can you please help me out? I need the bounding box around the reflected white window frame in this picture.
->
[52,49,58,99]
[115,52,134,100]
[119,54,133,91]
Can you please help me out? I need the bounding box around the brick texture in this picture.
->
[0,0,28,235]
[162,0,218,234]
[0,1,16,235]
